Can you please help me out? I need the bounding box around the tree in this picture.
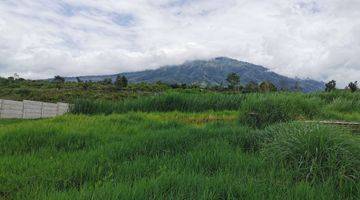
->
[76,77,83,83]
[101,78,112,85]
[244,81,259,93]
[82,81,90,90]
[53,75,65,83]
[156,81,164,85]
[348,81,358,92]
[325,80,336,92]
[226,73,240,90]
[259,81,277,92]
[170,83,180,89]
[53,75,65,89]
[120,76,128,87]
[115,75,128,90]
[294,81,302,92]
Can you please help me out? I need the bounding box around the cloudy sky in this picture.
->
[0,0,359,86]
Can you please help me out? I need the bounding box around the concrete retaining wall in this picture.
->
[0,99,69,119]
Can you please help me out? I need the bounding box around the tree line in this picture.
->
[2,73,358,93]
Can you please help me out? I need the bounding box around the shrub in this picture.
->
[239,93,323,128]
[262,122,360,185]
[15,88,32,97]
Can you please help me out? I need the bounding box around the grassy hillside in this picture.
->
[0,113,359,199]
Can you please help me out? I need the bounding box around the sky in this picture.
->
[0,0,359,86]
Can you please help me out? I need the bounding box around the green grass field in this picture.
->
[0,111,359,199]
[1,91,359,199]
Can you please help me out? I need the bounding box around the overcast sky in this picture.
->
[0,0,359,86]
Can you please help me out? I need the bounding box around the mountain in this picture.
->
[65,57,325,92]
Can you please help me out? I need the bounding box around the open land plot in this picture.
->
[0,112,359,199]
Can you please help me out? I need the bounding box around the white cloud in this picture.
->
[0,0,359,86]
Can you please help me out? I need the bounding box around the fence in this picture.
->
[0,99,69,119]
[304,120,360,134]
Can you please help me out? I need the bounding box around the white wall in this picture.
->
[0,99,69,119]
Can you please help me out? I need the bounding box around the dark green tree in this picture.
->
[115,75,128,90]
[54,75,65,83]
[348,81,358,92]
[120,76,128,87]
[325,80,336,92]
[226,73,240,90]
[101,78,112,85]
[76,77,83,83]
[259,81,277,92]
[244,81,259,93]
[53,75,65,89]
[82,81,90,90]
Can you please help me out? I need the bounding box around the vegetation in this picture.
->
[0,113,359,199]
[226,72,240,90]
[348,81,358,93]
[71,92,245,114]
[0,76,169,102]
[262,122,359,184]
[0,74,359,199]
[325,80,336,92]
[115,75,128,90]
[259,81,277,92]
[0,74,280,103]
[71,91,360,122]
[238,93,323,128]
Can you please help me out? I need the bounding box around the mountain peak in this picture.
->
[213,57,235,61]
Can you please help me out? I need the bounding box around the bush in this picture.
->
[239,93,323,128]
[262,122,360,185]
[15,88,32,97]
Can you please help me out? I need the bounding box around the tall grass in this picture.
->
[238,93,324,128]
[71,92,246,114]
[262,122,360,188]
[71,91,360,122]
[312,90,360,103]
[1,113,358,199]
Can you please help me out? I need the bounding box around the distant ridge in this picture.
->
[64,57,324,92]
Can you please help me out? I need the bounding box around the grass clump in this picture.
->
[262,122,360,186]
[239,93,323,128]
